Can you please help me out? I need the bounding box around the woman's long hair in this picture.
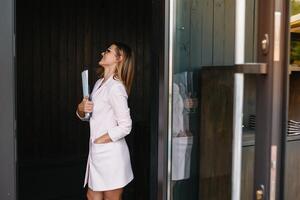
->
[98,42,135,95]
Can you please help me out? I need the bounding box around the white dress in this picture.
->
[77,75,134,191]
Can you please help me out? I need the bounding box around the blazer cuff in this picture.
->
[107,129,119,142]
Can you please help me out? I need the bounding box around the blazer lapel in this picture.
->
[91,76,114,99]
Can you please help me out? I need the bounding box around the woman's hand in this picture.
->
[184,98,198,109]
[94,133,113,144]
[77,96,93,117]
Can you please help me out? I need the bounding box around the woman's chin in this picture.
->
[99,63,107,68]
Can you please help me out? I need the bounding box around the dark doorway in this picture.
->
[16,0,158,199]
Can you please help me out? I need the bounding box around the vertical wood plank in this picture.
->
[224,0,235,65]
[174,0,191,72]
[245,0,255,62]
[17,0,153,199]
[75,0,90,156]
[66,1,76,155]
[40,0,51,156]
[32,0,40,157]
[201,0,214,65]
[16,0,25,160]
[241,146,255,200]
[285,141,300,200]
[190,0,202,68]
[49,0,58,155]
[199,67,234,199]
[24,0,33,160]
[213,0,225,65]
[59,0,68,155]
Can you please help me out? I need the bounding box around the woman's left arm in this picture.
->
[95,84,132,143]
[94,133,113,143]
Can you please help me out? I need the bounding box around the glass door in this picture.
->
[162,0,289,199]
[284,1,300,199]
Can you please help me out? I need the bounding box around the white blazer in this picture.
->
[77,75,134,191]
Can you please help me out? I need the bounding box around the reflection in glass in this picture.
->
[172,73,196,180]
[171,72,198,200]
[169,0,257,199]
[289,0,300,134]
[285,2,300,199]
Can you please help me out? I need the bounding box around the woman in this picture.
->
[76,42,134,200]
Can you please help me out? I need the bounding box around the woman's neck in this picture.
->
[103,67,115,81]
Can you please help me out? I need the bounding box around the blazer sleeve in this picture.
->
[107,84,132,142]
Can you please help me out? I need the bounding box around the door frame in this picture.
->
[254,0,289,199]
[0,0,290,199]
[280,1,290,199]
[157,0,290,200]
[0,0,17,199]
[155,0,169,199]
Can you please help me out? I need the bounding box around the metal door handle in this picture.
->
[235,63,268,74]
[232,63,267,200]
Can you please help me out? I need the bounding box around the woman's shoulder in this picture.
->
[106,76,123,87]
[108,78,127,96]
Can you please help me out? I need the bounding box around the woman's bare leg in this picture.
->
[103,188,123,200]
[87,187,104,200]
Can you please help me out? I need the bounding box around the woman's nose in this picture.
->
[101,52,104,56]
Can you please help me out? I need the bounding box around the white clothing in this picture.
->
[172,83,184,136]
[77,76,133,191]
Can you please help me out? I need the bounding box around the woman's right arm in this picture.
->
[76,96,93,120]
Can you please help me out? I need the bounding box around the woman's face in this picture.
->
[98,44,119,68]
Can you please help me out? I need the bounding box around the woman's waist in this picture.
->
[89,119,117,130]
[89,137,127,153]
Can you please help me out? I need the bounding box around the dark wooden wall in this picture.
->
[289,72,300,121]
[199,67,234,199]
[198,67,300,200]
[198,67,256,200]
[286,71,300,200]
[285,137,300,200]
[16,0,153,199]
